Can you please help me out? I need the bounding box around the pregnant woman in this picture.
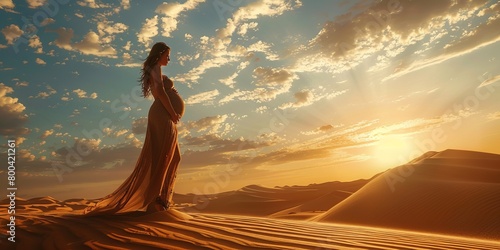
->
[83,42,185,215]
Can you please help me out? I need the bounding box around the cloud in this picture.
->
[176,56,239,84]
[185,89,219,105]
[176,0,301,84]
[69,109,80,118]
[16,137,26,145]
[281,87,347,110]
[256,106,268,114]
[121,0,130,10]
[247,41,279,61]
[294,0,495,78]
[40,18,55,27]
[0,83,28,135]
[319,124,335,132]
[97,21,128,44]
[185,115,228,134]
[220,67,297,104]
[131,117,148,134]
[10,161,111,198]
[55,139,132,167]
[61,92,72,101]
[219,61,249,88]
[219,72,238,88]
[11,140,154,200]
[73,89,98,99]
[239,119,405,168]
[74,138,101,152]
[0,0,15,9]
[29,35,43,53]
[15,81,29,87]
[238,22,258,36]
[251,146,334,166]
[486,112,500,121]
[478,74,500,88]
[294,90,310,104]
[254,67,294,86]
[115,62,142,68]
[301,124,340,136]
[181,134,273,169]
[77,0,109,8]
[137,15,158,47]
[74,31,117,57]
[73,89,87,98]
[26,0,47,9]
[155,0,205,37]
[123,41,131,50]
[52,28,117,57]
[444,6,500,53]
[18,149,35,161]
[214,0,302,48]
[47,137,104,168]
[102,127,112,136]
[30,85,56,99]
[15,131,266,189]
[348,111,479,146]
[138,3,202,45]
[35,57,46,65]
[279,90,313,109]
[114,129,128,137]
[116,52,133,66]
[40,129,54,139]
[1,24,23,44]
[52,27,73,50]
[183,134,269,149]
[240,112,478,169]
[384,13,500,82]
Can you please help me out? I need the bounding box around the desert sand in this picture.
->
[312,149,500,240]
[1,149,500,249]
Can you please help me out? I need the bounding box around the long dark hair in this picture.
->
[139,42,170,97]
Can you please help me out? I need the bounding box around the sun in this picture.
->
[372,135,415,168]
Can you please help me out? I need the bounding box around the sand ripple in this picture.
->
[1,210,499,250]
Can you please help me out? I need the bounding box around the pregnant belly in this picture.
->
[167,90,185,117]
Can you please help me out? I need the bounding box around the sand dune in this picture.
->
[1,198,499,249]
[2,149,499,249]
[312,149,500,240]
[269,190,353,220]
[177,180,367,218]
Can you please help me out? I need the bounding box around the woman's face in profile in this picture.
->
[159,50,170,66]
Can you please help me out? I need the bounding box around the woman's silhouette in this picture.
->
[83,42,184,215]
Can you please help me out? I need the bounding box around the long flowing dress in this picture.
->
[83,72,184,216]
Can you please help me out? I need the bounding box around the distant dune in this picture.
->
[1,149,500,249]
[312,149,500,240]
[177,180,368,218]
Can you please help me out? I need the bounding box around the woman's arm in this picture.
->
[150,64,180,123]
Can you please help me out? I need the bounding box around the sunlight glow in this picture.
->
[372,135,414,168]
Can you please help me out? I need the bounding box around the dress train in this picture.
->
[83,100,180,216]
